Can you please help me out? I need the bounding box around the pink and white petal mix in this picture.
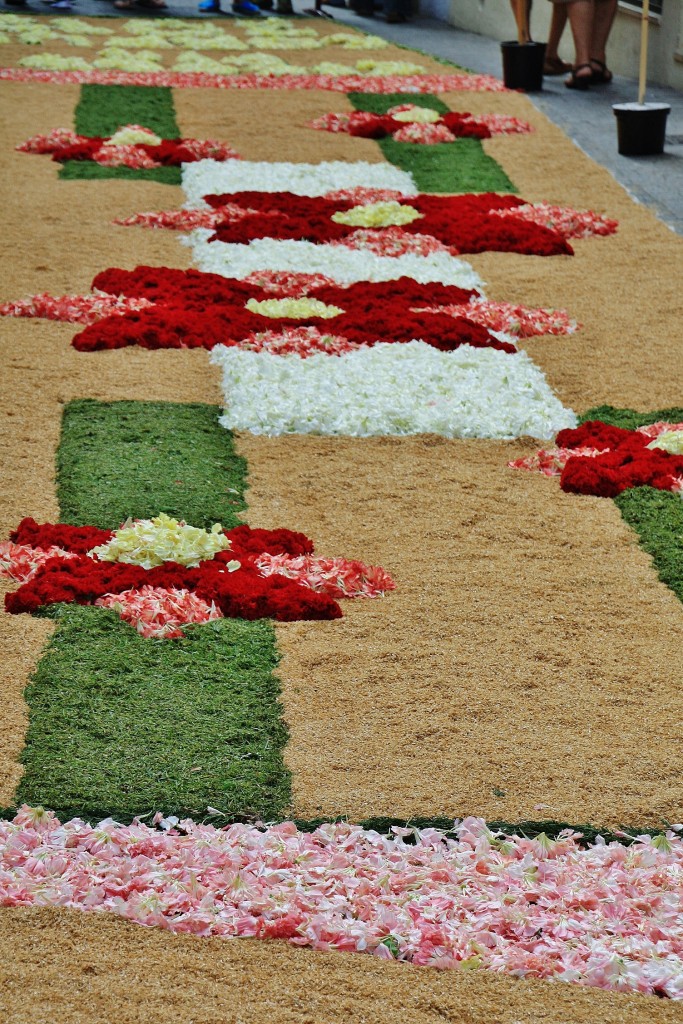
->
[510,423,683,476]
[95,587,223,639]
[254,553,396,598]
[0,293,154,326]
[508,446,608,476]
[496,203,618,240]
[0,67,507,93]
[419,300,578,338]
[1,807,682,999]
[0,542,78,584]
[114,207,250,231]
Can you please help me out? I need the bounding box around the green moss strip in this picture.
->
[581,404,683,607]
[61,84,181,185]
[348,92,517,194]
[15,400,290,823]
[58,400,247,531]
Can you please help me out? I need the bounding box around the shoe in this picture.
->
[385,12,405,21]
[256,0,273,8]
[199,0,220,9]
[589,59,613,85]
[233,0,261,12]
[115,0,166,7]
[543,55,571,76]
[275,0,292,10]
[565,64,592,90]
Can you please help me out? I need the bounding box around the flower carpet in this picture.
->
[1,13,683,1024]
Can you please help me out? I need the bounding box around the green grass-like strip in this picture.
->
[15,400,290,821]
[580,404,683,605]
[58,400,247,531]
[60,162,181,185]
[348,92,516,194]
[72,84,180,138]
[60,84,180,184]
[17,606,289,824]
[350,92,453,117]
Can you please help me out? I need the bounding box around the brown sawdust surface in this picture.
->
[239,432,683,825]
[179,86,683,824]
[1,33,683,1022]
[1,907,681,1024]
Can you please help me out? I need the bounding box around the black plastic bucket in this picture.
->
[500,41,546,92]
[613,102,671,156]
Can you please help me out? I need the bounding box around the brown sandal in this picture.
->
[565,63,592,91]
[590,59,613,85]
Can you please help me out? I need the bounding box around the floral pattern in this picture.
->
[509,421,683,497]
[1,807,682,1000]
[18,125,240,169]
[0,518,394,638]
[309,106,533,144]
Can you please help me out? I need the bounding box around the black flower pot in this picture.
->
[500,40,546,92]
[613,102,671,156]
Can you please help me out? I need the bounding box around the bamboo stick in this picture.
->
[638,0,650,106]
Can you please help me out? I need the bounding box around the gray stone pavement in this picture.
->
[3,1,682,232]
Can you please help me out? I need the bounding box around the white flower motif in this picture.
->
[211,341,576,440]
[185,232,485,290]
[245,297,344,319]
[332,201,423,227]
[182,160,417,209]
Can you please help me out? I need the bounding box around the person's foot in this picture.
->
[199,0,220,9]
[589,58,613,84]
[543,55,571,76]
[565,63,592,90]
[233,0,261,13]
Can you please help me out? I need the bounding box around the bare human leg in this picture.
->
[565,0,593,88]
[544,3,571,74]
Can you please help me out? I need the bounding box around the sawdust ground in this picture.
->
[1,908,680,1024]
[238,432,683,826]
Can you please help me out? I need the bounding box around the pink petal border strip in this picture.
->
[0,67,506,92]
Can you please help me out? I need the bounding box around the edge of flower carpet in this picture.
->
[0,803,671,847]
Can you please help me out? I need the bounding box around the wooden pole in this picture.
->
[638,0,650,105]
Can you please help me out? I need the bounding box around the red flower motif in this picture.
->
[205,191,572,257]
[511,421,683,498]
[1,520,396,637]
[63,268,513,354]
[18,131,240,168]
